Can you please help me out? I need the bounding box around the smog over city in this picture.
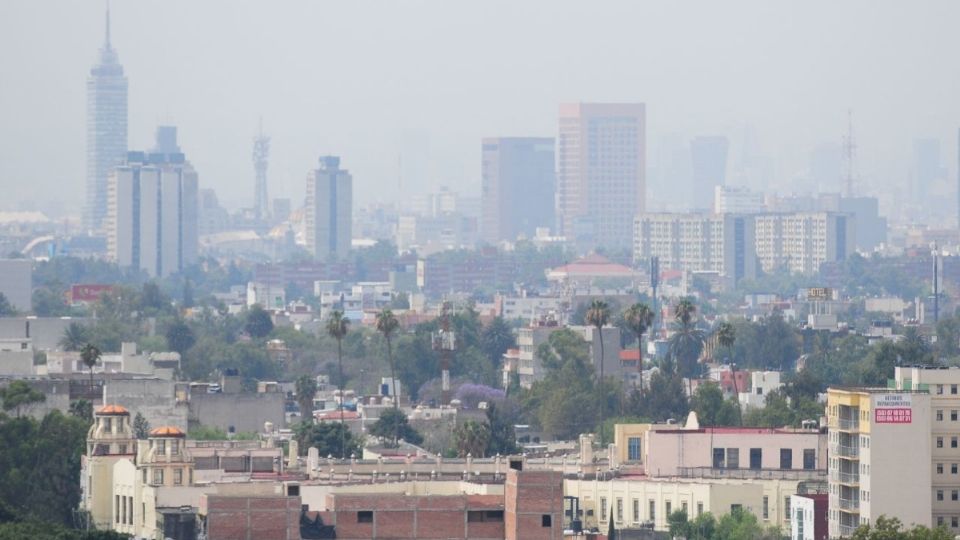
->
[0,2,957,539]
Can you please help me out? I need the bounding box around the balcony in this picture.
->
[830,470,860,484]
[677,467,826,481]
[837,497,860,511]
[836,418,860,430]
[830,443,859,459]
[839,524,859,537]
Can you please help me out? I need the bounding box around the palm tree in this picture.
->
[80,343,101,390]
[585,299,611,441]
[59,323,89,352]
[326,311,350,458]
[453,419,491,458]
[623,303,654,398]
[375,308,401,445]
[714,321,739,425]
[668,301,705,396]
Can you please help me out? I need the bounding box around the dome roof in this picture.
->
[96,404,130,416]
[149,426,186,438]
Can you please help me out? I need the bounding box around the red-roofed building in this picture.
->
[546,254,641,285]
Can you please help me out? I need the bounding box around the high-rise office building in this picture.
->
[714,186,766,214]
[305,156,352,260]
[690,136,729,210]
[754,212,853,274]
[107,128,198,278]
[85,7,128,233]
[557,103,646,251]
[913,138,943,205]
[480,137,555,244]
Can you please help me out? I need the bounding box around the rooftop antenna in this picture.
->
[252,118,270,221]
[104,0,111,49]
[841,109,857,197]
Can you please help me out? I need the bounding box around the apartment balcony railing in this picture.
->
[839,524,859,537]
[677,467,826,481]
[836,418,860,430]
[830,443,860,458]
[837,497,860,511]
[830,470,860,484]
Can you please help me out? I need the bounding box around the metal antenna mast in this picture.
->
[841,109,857,197]
[252,119,270,221]
[432,301,457,405]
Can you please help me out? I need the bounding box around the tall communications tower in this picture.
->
[252,122,270,221]
[432,301,457,405]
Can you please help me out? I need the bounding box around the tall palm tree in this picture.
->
[80,343,101,390]
[375,308,401,445]
[585,299,611,441]
[714,321,739,425]
[623,303,654,398]
[326,311,350,458]
[668,301,705,396]
[59,323,89,352]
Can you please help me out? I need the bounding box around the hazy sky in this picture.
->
[1,1,959,218]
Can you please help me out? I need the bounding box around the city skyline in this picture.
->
[2,1,960,223]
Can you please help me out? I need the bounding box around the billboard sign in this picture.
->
[874,394,912,424]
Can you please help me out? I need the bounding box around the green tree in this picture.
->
[375,307,401,444]
[480,316,515,367]
[326,311,350,457]
[244,304,274,339]
[669,300,705,383]
[623,303,654,397]
[629,363,689,422]
[294,421,363,458]
[133,412,150,440]
[164,319,196,356]
[58,323,89,352]
[585,299,611,441]
[850,515,954,540]
[0,381,45,418]
[80,343,101,388]
[453,419,491,457]
[898,326,932,366]
[295,375,318,419]
[690,382,739,426]
[0,293,17,316]
[485,401,518,455]
[936,316,960,359]
[368,408,423,446]
[68,399,93,423]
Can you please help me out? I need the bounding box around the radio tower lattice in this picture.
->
[253,120,270,221]
[841,109,857,197]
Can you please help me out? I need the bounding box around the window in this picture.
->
[762,496,769,520]
[938,463,944,474]
[953,464,958,474]
[938,516,944,526]
[713,448,725,468]
[726,448,740,469]
[953,490,959,502]
[803,449,815,470]
[953,410,958,421]
[156,440,166,455]
[953,437,958,449]
[173,469,182,485]
[938,437,944,448]
[697,502,703,517]
[357,511,373,523]
[121,495,126,524]
[616,498,623,522]
[938,384,944,395]
[954,516,959,528]
[633,499,639,522]
[938,410,944,421]
[115,495,120,523]
[468,511,503,522]
[142,468,147,484]
[119,444,127,455]
[649,500,656,521]
[784,497,791,520]
[938,490,944,501]
[601,498,607,521]
[750,448,762,469]
[780,448,793,470]
[952,384,957,395]
[152,468,163,485]
[171,440,180,455]
[666,501,672,517]
[542,515,552,527]
[127,497,133,525]
[628,437,642,461]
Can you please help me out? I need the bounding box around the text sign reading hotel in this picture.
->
[874,394,912,424]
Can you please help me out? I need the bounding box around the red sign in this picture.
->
[875,408,912,424]
[69,284,114,303]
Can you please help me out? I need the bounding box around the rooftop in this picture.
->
[97,404,129,416]
[150,426,186,438]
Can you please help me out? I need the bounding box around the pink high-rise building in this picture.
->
[557,103,646,251]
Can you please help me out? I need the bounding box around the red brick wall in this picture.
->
[328,493,504,540]
[505,469,564,540]
[205,495,301,540]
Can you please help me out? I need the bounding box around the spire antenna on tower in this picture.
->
[842,109,857,197]
[105,0,111,49]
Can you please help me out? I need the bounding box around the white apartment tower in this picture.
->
[85,7,128,232]
[754,212,854,274]
[107,128,199,278]
[305,156,353,260]
[557,103,645,251]
[633,213,757,284]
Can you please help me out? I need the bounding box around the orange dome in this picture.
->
[149,426,186,438]
[97,404,130,416]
